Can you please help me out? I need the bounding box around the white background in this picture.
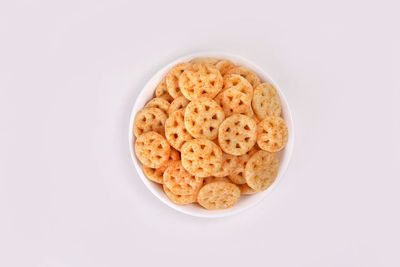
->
[1,0,399,266]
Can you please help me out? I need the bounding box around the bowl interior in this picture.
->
[129,52,294,218]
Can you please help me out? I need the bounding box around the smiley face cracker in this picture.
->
[135,131,171,168]
[252,83,281,119]
[257,116,288,152]
[181,139,222,177]
[166,63,189,99]
[145,97,170,115]
[155,77,173,102]
[226,66,261,88]
[223,74,253,101]
[165,109,193,151]
[197,181,240,210]
[133,107,167,137]
[179,63,223,100]
[245,150,279,191]
[168,96,190,116]
[163,184,198,205]
[218,114,257,156]
[184,97,225,140]
[163,161,204,195]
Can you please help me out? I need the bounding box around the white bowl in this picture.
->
[129,52,294,218]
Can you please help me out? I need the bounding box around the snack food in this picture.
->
[218,114,257,155]
[132,57,289,210]
[184,97,225,140]
[257,116,288,152]
[166,63,188,98]
[245,150,279,191]
[134,131,170,168]
[165,109,193,151]
[181,139,222,177]
[252,83,281,118]
[163,161,203,195]
[226,66,261,88]
[133,107,167,137]
[179,63,223,100]
[169,96,190,116]
[145,97,170,114]
[197,181,240,210]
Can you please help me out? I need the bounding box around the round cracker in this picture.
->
[197,181,240,210]
[223,74,253,101]
[155,78,173,102]
[163,161,204,195]
[245,150,279,191]
[219,88,252,117]
[143,148,180,184]
[179,63,223,100]
[181,139,223,177]
[215,59,236,75]
[226,67,261,88]
[135,131,170,168]
[168,96,190,116]
[257,116,288,152]
[213,153,239,177]
[204,176,232,184]
[190,57,219,65]
[166,63,188,98]
[184,97,225,140]
[163,184,197,205]
[218,114,257,156]
[145,97,170,114]
[252,83,281,119]
[228,145,259,184]
[133,107,167,137]
[165,109,194,151]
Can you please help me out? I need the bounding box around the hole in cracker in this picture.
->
[200,144,205,149]
[236,143,241,148]
[212,115,217,119]
[244,125,250,130]
[234,121,240,126]
[209,126,214,132]
[205,105,210,111]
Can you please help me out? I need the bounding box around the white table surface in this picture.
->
[1,1,399,266]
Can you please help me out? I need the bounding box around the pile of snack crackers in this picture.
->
[133,57,288,210]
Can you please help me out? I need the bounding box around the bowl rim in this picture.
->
[128,51,294,218]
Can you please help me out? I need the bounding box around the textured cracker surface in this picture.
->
[219,88,251,117]
[165,109,193,151]
[213,153,239,177]
[238,183,257,195]
[163,184,197,205]
[181,139,222,177]
[143,149,180,184]
[218,114,257,156]
[223,74,253,101]
[252,83,281,119]
[166,63,188,98]
[145,97,170,115]
[184,97,225,140]
[197,181,240,210]
[135,131,170,168]
[228,145,259,184]
[168,96,189,116]
[245,150,279,191]
[133,107,167,137]
[155,77,173,102]
[163,161,203,195]
[190,57,219,65]
[257,116,288,152]
[215,60,236,75]
[226,67,261,88]
[179,63,223,100]
[204,176,232,184]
